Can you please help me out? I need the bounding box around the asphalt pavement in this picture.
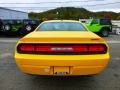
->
[0,35,120,90]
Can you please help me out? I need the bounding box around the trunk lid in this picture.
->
[20,31,104,43]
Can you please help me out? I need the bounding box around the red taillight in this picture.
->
[73,46,88,52]
[17,44,107,55]
[89,45,105,52]
[20,44,34,52]
[35,46,52,52]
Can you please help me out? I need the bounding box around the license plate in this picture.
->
[54,66,70,75]
[55,72,68,75]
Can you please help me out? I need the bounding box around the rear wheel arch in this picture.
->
[100,27,111,32]
[99,27,110,37]
[18,24,33,36]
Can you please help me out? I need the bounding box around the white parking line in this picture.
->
[1,53,13,58]
[0,40,18,43]
[107,41,120,44]
[112,57,120,61]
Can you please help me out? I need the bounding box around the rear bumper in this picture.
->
[15,53,110,76]
[18,65,106,76]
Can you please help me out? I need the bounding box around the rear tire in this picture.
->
[19,24,32,36]
[25,24,32,32]
[3,24,11,31]
[100,29,109,37]
[2,24,13,36]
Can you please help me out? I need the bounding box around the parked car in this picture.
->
[85,18,112,37]
[15,20,110,76]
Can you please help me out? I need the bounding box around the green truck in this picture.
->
[83,18,112,37]
[0,19,41,36]
[0,19,3,35]
[1,20,23,36]
[19,19,41,35]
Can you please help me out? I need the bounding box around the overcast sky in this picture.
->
[0,0,120,12]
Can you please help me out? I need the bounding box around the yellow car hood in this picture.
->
[20,31,104,43]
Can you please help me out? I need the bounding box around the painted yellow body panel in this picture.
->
[20,31,104,43]
[15,20,110,76]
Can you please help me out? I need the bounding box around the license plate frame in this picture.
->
[53,66,70,75]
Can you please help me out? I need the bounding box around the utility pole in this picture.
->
[56,11,59,19]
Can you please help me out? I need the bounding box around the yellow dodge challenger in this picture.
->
[15,20,110,76]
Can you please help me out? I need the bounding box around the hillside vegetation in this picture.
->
[29,7,120,20]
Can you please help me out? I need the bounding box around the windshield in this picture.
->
[37,22,87,31]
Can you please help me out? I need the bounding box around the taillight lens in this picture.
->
[17,44,107,55]
[20,44,34,52]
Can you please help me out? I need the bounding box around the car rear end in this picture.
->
[15,33,109,76]
[15,21,110,76]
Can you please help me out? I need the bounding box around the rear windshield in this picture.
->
[37,22,87,31]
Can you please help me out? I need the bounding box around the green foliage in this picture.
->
[29,7,120,20]
[117,16,120,20]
